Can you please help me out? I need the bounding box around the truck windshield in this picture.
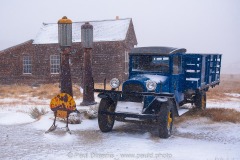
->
[131,55,169,73]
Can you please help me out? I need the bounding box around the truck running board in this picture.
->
[178,108,189,116]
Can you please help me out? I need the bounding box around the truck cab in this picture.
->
[94,47,222,138]
[124,47,186,106]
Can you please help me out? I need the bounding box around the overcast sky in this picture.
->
[1,0,240,74]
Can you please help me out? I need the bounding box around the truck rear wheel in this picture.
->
[157,103,174,138]
[98,98,116,132]
[195,91,206,110]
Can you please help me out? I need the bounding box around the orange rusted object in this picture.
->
[56,110,68,119]
[46,93,77,134]
[50,93,76,114]
[58,16,72,24]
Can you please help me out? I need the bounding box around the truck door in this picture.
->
[171,55,184,103]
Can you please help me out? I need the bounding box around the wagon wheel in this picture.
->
[194,91,206,110]
[157,103,174,138]
[98,98,116,132]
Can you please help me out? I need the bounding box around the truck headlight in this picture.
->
[110,78,120,89]
[146,80,157,91]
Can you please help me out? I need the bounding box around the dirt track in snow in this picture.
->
[0,110,240,160]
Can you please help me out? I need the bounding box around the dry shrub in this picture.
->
[201,108,240,123]
[94,83,112,90]
[207,74,240,100]
[0,84,33,98]
[94,83,122,91]
[31,83,60,99]
[177,108,240,124]
[29,107,48,119]
[0,83,83,99]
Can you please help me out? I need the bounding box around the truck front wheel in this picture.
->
[98,98,116,132]
[195,91,206,110]
[157,103,174,138]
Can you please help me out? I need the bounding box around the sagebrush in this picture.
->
[29,107,48,119]
[176,108,240,124]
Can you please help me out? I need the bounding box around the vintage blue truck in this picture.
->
[94,47,222,138]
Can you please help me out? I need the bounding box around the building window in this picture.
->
[50,55,60,74]
[124,51,129,73]
[23,56,32,74]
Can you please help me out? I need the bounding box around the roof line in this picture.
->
[43,18,132,25]
[170,48,187,54]
[129,47,187,55]
[0,40,33,52]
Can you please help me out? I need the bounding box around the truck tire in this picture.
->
[195,91,206,110]
[98,98,116,132]
[157,103,174,138]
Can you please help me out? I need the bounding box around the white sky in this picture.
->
[1,0,240,74]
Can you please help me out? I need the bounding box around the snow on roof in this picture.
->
[33,18,131,44]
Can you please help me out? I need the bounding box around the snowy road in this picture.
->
[0,99,240,160]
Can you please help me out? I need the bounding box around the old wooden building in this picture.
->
[0,18,137,85]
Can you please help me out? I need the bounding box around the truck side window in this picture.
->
[173,56,182,74]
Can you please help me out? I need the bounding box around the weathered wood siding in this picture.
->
[0,20,137,85]
[0,41,134,85]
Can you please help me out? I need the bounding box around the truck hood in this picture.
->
[123,74,169,93]
[122,74,170,95]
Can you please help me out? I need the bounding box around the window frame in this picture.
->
[50,55,60,74]
[131,55,170,73]
[23,55,32,74]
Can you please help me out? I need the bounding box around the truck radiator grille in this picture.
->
[123,84,144,102]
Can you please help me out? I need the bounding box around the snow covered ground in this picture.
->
[0,95,240,160]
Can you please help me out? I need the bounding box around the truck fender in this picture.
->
[98,92,120,102]
[98,93,109,99]
[169,98,179,117]
[143,97,179,116]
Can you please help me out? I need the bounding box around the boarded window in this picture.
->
[23,56,32,74]
[50,55,60,74]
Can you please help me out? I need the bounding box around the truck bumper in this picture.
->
[94,89,174,98]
